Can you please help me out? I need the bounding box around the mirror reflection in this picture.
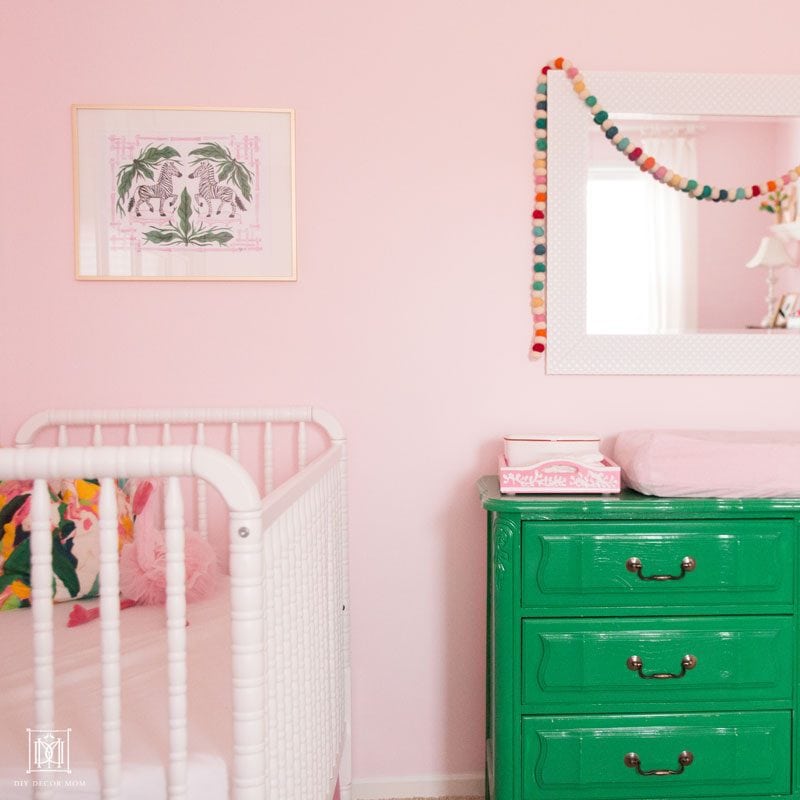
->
[586,114,800,334]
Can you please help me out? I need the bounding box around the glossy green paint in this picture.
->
[521,616,793,711]
[522,711,791,800]
[521,519,795,614]
[479,478,800,800]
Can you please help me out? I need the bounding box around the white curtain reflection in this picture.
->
[587,129,699,333]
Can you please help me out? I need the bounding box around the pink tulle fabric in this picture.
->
[119,481,219,605]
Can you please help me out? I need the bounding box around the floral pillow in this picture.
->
[0,478,153,610]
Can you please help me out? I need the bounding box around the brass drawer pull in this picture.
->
[624,750,694,776]
[627,654,697,679]
[626,556,696,581]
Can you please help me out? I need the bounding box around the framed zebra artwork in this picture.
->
[72,105,296,280]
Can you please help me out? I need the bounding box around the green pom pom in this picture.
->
[585,96,597,107]
[534,262,546,273]
[533,226,544,236]
[536,139,547,151]
[536,118,547,129]
[532,280,544,290]
[593,110,608,125]
[684,179,698,193]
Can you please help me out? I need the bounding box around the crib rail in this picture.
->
[261,442,350,800]
[0,446,264,800]
[10,407,351,800]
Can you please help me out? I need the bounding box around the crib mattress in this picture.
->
[0,579,233,799]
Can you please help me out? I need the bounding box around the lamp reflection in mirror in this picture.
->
[745,235,795,327]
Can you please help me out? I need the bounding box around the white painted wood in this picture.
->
[16,407,344,447]
[30,479,54,800]
[229,506,266,800]
[99,478,122,799]
[547,70,800,374]
[337,443,352,800]
[93,424,103,446]
[57,425,68,446]
[10,407,350,800]
[260,444,349,799]
[164,477,188,799]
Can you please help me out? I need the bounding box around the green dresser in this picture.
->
[479,478,800,800]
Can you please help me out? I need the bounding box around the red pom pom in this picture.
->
[532,342,545,353]
[532,210,545,220]
[752,185,761,197]
[68,604,99,627]
[628,147,642,161]
[542,66,550,74]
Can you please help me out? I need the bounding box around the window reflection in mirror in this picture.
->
[586,114,800,334]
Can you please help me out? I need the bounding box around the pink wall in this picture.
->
[5,0,800,785]
[696,120,795,329]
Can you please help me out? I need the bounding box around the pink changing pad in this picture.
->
[614,430,800,498]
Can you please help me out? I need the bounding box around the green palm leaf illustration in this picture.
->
[144,145,180,162]
[177,188,192,236]
[190,229,234,246]
[189,142,230,161]
[217,162,234,183]
[143,229,182,245]
[233,162,253,201]
[2,535,30,575]
[52,538,80,597]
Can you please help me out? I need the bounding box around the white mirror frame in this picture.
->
[547,70,800,375]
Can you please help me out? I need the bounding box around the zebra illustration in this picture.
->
[188,160,246,218]
[128,161,183,217]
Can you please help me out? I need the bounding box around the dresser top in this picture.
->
[478,475,800,518]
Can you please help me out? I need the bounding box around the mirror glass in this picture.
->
[546,71,800,374]
[586,114,800,334]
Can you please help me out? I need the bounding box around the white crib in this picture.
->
[1,407,351,800]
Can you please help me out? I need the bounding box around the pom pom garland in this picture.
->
[530,57,800,359]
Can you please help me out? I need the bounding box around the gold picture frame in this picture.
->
[73,105,296,281]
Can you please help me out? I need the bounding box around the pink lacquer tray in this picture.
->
[498,455,621,494]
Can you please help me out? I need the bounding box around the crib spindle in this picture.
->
[57,425,68,446]
[264,422,274,494]
[93,424,103,446]
[30,479,55,800]
[164,477,188,799]
[127,424,138,446]
[99,478,122,799]
[162,423,172,445]
[196,423,208,539]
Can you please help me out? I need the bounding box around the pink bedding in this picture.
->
[614,430,800,498]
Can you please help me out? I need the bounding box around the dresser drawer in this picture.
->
[521,616,793,711]
[521,711,791,800]
[521,520,795,611]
